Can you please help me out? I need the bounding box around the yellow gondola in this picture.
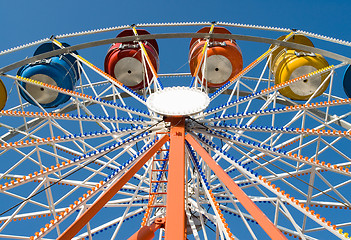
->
[270,35,330,100]
[269,34,314,68]
[273,50,330,100]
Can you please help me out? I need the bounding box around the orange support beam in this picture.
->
[57,135,170,240]
[164,117,186,240]
[185,134,287,240]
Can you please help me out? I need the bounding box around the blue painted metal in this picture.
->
[343,65,351,98]
[18,43,80,108]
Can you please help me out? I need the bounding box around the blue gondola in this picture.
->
[343,65,351,98]
[17,43,80,108]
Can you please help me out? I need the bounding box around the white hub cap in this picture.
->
[146,87,210,116]
[289,66,321,97]
[203,55,232,84]
[114,57,143,86]
[26,74,58,104]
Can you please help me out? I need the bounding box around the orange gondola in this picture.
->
[0,78,7,110]
[189,27,243,88]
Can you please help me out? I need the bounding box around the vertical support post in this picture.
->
[165,117,186,240]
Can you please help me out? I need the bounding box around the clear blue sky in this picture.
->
[1,0,351,80]
[0,0,351,239]
[1,0,350,50]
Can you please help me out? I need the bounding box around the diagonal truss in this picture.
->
[56,134,169,240]
[185,133,287,240]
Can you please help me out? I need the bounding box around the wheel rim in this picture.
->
[0,22,350,240]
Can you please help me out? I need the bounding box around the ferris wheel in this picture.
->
[0,21,351,240]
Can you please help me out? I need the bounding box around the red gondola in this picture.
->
[104,29,159,90]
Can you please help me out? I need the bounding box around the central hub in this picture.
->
[146,87,210,116]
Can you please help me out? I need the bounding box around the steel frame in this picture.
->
[0,22,351,240]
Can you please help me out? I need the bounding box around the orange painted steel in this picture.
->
[164,117,187,240]
[128,218,165,240]
[57,135,169,240]
[189,27,243,88]
[185,134,287,240]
